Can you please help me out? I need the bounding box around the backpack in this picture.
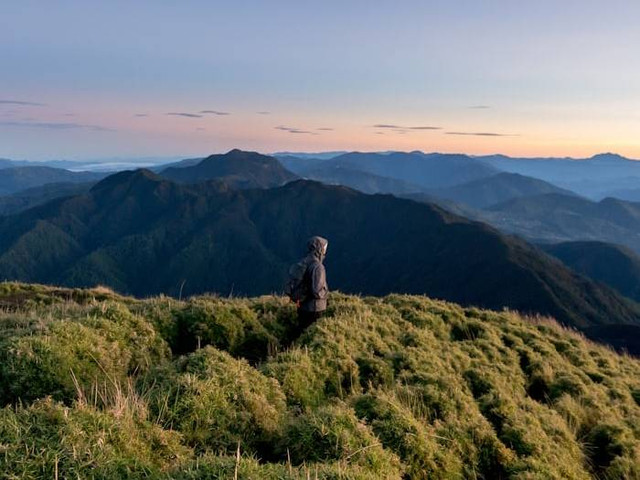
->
[285,260,309,302]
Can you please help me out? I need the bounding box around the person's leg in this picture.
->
[297,310,317,330]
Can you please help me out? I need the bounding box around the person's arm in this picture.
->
[310,263,328,299]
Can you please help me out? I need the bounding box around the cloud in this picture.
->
[0,99,47,107]
[257,111,271,115]
[196,127,206,131]
[468,105,491,109]
[63,113,75,117]
[167,112,203,118]
[372,124,441,130]
[317,127,334,131]
[275,125,318,135]
[134,113,149,117]
[0,120,114,131]
[200,110,230,116]
[446,131,519,137]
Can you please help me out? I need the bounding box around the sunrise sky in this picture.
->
[2,0,640,160]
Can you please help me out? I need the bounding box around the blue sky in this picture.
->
[2,0,640,160]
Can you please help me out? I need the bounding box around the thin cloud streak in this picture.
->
[134,113,149,117]
[200,110,230,115]
[372,124,441,130]
[275,125,318,135]
[0,100,47,107]
[468,105,491,109]
[317,127,334,131]
[256,111,271,115]
[167,112,203,118]
[446,131,519,137]
[0,121,115,131]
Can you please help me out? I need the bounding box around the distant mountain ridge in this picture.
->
[476,152,640,199]
[425,172,577,208]
[322,152,499,189]
[0,166,106,196]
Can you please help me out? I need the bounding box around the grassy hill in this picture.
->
[1,283,640,479]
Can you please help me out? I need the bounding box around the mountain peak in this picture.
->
[589,152,630,163]
[162,149,298,189]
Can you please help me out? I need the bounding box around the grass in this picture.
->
[1,282,639,479]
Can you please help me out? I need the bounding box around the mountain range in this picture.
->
[283,151,499,190]
[0,166,639,338]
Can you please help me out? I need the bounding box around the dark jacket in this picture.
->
[300,236,329,312]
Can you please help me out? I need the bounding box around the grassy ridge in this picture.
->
[1,283,639,479]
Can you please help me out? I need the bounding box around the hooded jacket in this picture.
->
[300,236,329,312]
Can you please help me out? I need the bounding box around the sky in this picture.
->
[2,0,640,160]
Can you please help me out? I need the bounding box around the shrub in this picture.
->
[0,397,189,479]
[281,402,403,478]
[170,298,278,362]
[0,302,167,406]
[146,346,286,456]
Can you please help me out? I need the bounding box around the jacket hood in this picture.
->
[307,236,328,261]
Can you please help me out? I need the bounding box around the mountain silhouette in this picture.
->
[0,169,638,334]
[161,149,298,188]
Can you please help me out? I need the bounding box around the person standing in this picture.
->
[286,236,329,331]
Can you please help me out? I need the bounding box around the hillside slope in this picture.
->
[543,241,640,302]
[484,194,640,253]
[298,164,424,195]
[0,283,639,479]
[0,182,94,216]
[0,170,639,330]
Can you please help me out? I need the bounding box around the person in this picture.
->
[289,236,329,331]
